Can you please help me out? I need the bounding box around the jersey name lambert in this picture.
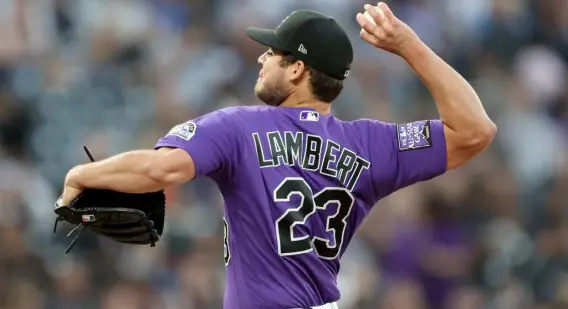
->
[252,131,370,191]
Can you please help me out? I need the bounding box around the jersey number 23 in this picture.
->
[274,177,355,260]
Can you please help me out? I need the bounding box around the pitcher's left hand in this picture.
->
[57,167,84,207]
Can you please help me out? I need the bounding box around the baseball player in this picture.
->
[59,3,496,309]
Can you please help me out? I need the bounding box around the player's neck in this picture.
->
[279,92,331,115]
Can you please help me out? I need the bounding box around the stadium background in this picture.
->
[0,0,566,308]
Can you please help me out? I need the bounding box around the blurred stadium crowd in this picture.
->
[0,0,567,308]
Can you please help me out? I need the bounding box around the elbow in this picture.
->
[460,119,497,151]
[446,120,497,170]
[475,119,497,148]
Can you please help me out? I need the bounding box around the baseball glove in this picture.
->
[53,146,166,254]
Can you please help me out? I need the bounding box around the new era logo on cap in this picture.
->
[300,111,319,121]
[298,44,307,54]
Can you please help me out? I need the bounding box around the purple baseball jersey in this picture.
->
[154,105,447,309]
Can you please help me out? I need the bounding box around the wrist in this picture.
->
[398,36,426,61]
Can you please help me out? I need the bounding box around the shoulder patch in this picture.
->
[396,120,432,151]
[166,121,196,140]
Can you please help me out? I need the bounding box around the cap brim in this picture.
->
[245,27,286,51]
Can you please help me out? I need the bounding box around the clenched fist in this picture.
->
[357,2,420,57]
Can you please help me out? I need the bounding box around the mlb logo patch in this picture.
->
[300,111,319,122]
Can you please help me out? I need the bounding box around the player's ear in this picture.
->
[288,60,307,83]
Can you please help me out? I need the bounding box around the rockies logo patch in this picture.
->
[166,121,196,141]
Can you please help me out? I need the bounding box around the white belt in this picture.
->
[294,302,338,309]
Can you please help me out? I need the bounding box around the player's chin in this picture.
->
[255,83,282,106]
[254,81,263,93]
[254,83,269,101]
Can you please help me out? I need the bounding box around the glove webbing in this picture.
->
[53,218,87,254]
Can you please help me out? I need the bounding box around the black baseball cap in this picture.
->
[246,10,353,80]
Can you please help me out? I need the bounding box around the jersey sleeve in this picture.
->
[364,119,448,199]
[154,109,241,179]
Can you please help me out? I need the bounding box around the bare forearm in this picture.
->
[402,40,494,133]
[67,150,167,193]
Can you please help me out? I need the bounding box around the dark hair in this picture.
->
[277,51,343,103]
